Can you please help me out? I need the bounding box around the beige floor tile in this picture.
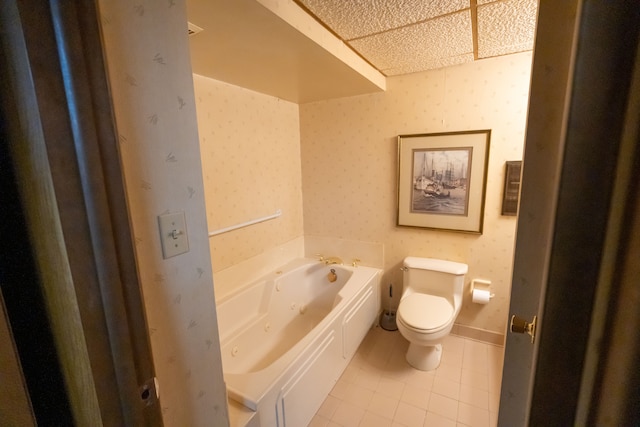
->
[403,368,435,391]
[360,329,378,344]
[435,362,462,383]
[368,352,395,371]
[343,382,374,409]
[308,414,330,427]
[330,378,350,400]
[360,411,394,427]
[393,401,427,427]
[354,367,382,391]
[383,354,414,382]
[372,334,396,355]
[462,341,489,375]
[340,364,360,383]
[350,351,368,369]
[377,376,406,399]
[457,402,490,427]
[443,335,466,355]
[317,394,341,419]
[464,339,488,353]
[441,346,464,367]
[332,401,365,427]
[352,350,371,367]
[488,368,503,396]
[424,411,457,427]
[487,344,504,368]
[312,329,505,427]
[329,379,349,399]
[459,384,489,410]
[387,347,410,370]
[401,383,431,410]
[367,391,399,420]
[428,393,458,421]
[460,368,489,392]
[432,376,460,400]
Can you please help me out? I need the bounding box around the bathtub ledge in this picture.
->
[228,398,256,427]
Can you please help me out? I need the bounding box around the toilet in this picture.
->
[397,256,468,371]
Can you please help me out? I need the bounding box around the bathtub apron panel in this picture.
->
[343,284,377,359]
[275,330,337,427]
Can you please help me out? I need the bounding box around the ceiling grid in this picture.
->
[296,0,537,76]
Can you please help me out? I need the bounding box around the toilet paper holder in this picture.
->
[470,279,495,299]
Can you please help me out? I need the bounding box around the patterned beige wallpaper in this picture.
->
[97,1,228,426]
[194,52,531,337]
[300,52,533,336]
[193,75,304,274]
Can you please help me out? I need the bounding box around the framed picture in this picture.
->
[397,130,491,234]
[501,160,522,216]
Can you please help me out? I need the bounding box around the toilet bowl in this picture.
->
[397,257,468,371]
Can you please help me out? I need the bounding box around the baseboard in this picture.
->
[451,323,505,347]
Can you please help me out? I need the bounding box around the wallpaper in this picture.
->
[192,75,304,274]
[300,52,533,336]
[96,1,228,426]
[193,52,531,337]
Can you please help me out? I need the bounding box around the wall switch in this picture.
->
[158,211,189,259]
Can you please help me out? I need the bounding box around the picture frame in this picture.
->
[501,160,522,216]
[397,130,491,234]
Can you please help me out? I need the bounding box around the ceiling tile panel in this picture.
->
[383,52,475,76]
[477,0,537,58]
[350,10,473,74]
[297,0,470,40]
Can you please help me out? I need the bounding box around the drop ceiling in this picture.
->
[186,0,537,104]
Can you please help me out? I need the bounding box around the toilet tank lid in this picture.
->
[403,257,468,275]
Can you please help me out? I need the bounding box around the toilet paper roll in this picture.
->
[472,288,491,304]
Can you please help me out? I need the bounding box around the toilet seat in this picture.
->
[398,294,453,332]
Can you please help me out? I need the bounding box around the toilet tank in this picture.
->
[402,257,468,299]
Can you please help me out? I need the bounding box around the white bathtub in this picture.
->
[217,258,381,427]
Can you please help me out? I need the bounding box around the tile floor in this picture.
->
[309,326,504,427]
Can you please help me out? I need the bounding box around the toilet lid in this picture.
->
[398,294,453,331]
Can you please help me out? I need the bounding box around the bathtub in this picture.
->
[217,258,381,427]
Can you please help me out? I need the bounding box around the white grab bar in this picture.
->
[208,209,282,237]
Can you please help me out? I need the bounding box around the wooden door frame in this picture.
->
[0,293,36,426]
[501,1,640,425]
[530,1,640,423]
[1,0,162,425]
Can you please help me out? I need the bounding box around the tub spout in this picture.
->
[324,256,343,265]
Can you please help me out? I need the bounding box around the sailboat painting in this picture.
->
[411,148,472,215]
[397,130,490,234]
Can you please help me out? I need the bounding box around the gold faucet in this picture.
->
[324,256,343,265]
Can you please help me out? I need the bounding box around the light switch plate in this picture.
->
[158,211,189,259]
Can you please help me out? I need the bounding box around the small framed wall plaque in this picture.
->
[501,161,522,216]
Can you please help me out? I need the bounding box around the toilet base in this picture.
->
[406,343,442,371]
